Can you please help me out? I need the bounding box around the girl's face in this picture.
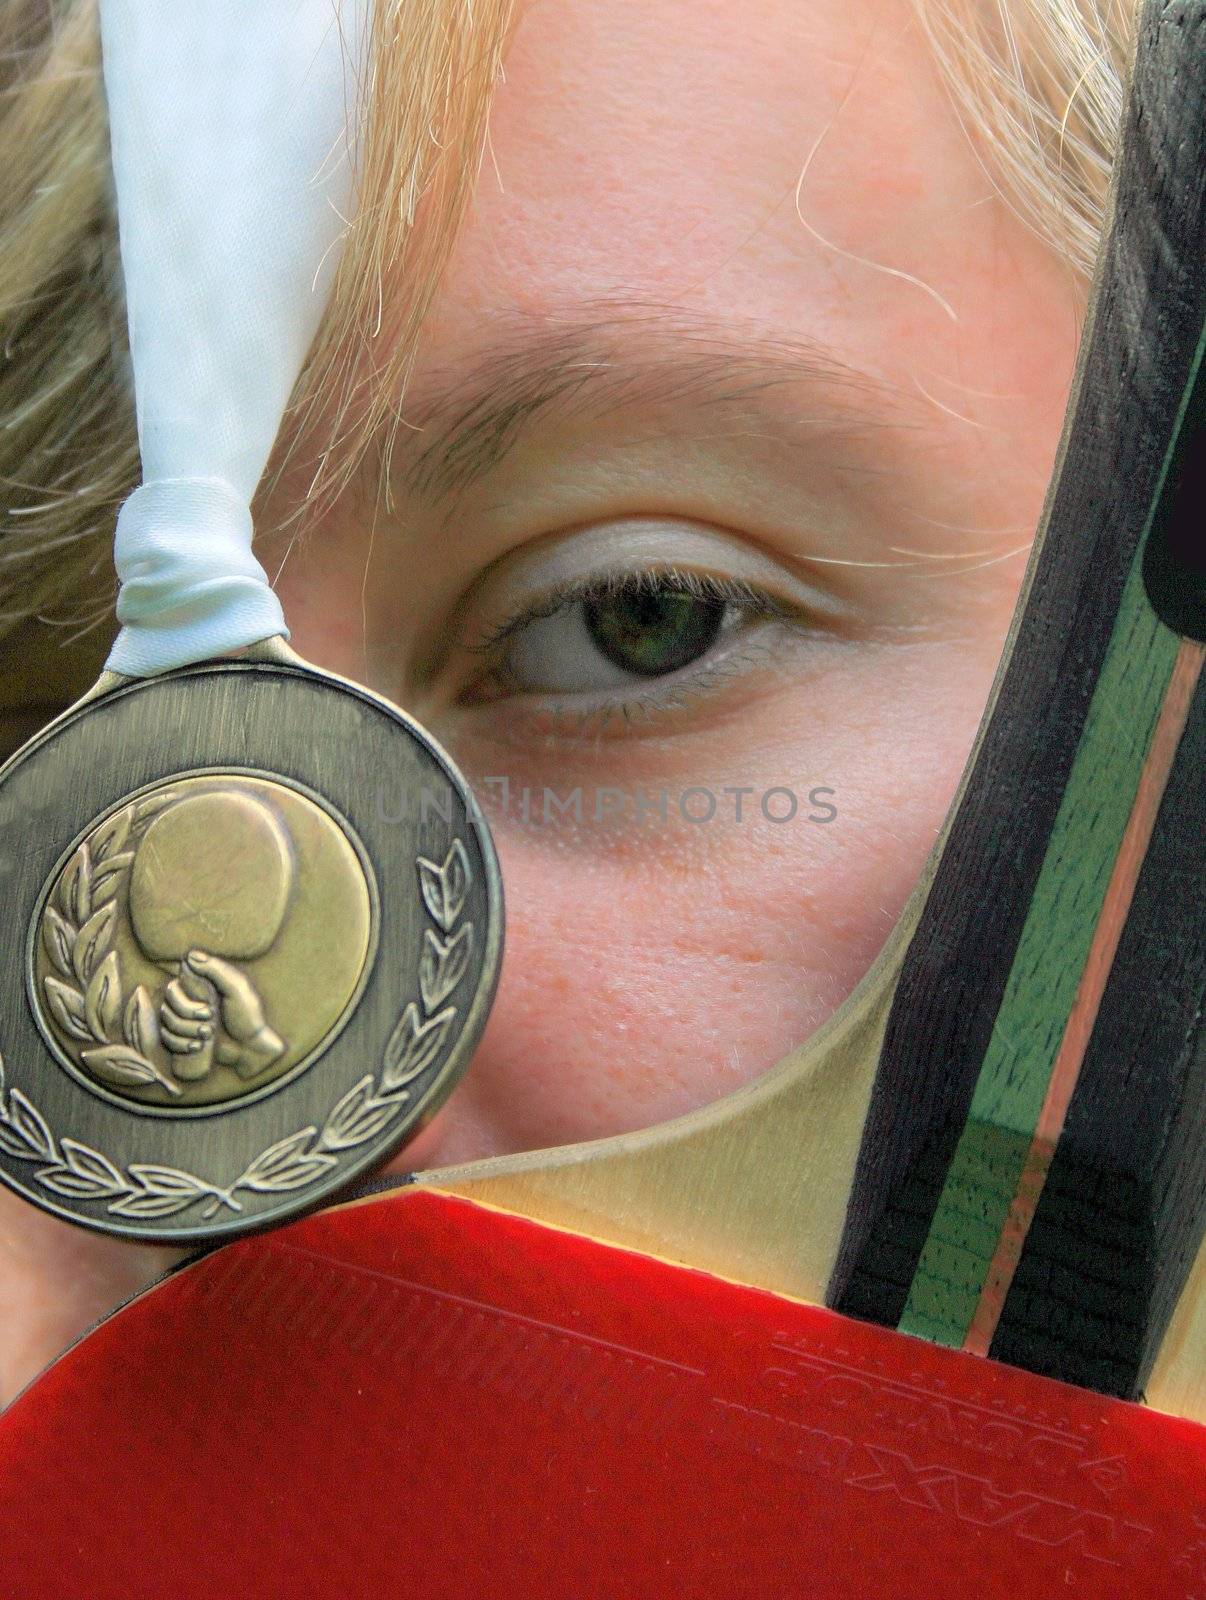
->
[273,0,1079,1167]
[0,0,1082,1395]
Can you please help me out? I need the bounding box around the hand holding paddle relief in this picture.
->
[0,1,502,1242]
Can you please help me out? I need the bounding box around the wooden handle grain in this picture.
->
[830,0,1206,1400]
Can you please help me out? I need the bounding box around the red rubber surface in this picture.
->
[0,1188,1201,1597]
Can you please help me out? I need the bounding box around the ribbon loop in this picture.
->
[99,0,369,678]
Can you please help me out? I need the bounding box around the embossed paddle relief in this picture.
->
[0,2,1202,1595]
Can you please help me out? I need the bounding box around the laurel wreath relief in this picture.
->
[0,836,475,1222]
[39,786,186,1098]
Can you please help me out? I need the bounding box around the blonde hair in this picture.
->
[913,0,1135,276]
[0,0,514,708]
[0,0,1134,710]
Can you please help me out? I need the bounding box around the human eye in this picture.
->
[448,519,849,737]
[479,568,785,701]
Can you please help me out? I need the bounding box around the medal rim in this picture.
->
[0,658,504,1243]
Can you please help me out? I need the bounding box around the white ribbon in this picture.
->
[99,0,370,677]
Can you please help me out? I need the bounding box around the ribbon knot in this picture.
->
[107,478,287,677]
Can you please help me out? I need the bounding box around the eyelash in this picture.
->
[473,568,795,654]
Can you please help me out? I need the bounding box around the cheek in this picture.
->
[454,801,904,1151]
[416,639,1000,1161]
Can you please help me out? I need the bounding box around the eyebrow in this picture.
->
[380,304,918,503]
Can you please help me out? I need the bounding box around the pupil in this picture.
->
[583,584,726,676]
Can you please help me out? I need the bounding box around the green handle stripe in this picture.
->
[897,318,1205,1348]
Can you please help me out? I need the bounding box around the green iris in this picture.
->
[583,582,726,677]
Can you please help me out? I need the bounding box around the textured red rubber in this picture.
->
[0,1188,1201,1598]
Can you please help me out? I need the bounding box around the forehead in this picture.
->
[414,0,990,372]
[362,0,1077,534]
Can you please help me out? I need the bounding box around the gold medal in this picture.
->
[0,645,502,1239]
[0,7,508,1239]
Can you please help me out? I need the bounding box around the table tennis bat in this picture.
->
[0,1,1202,1594]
